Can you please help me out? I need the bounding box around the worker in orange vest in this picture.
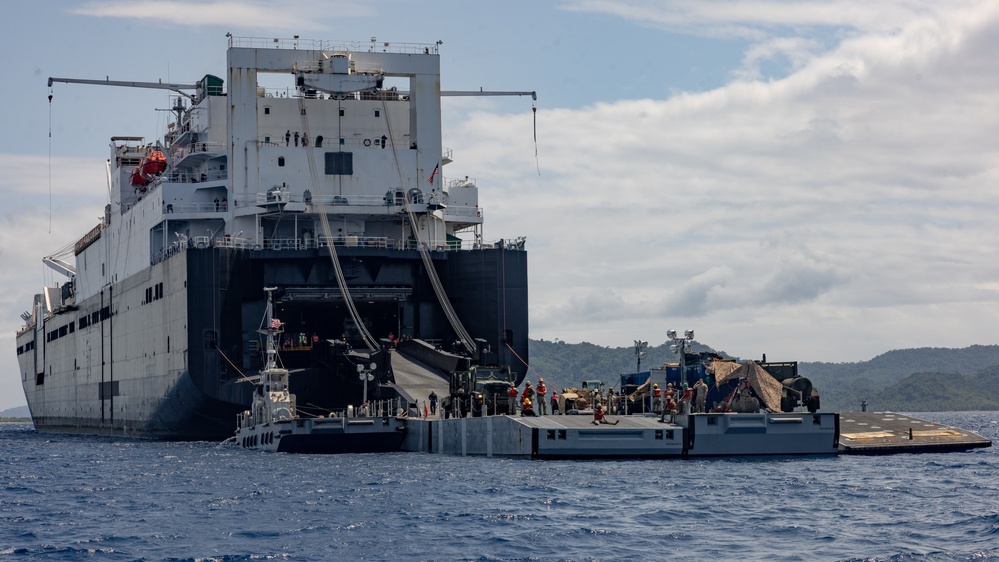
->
[507,383,518,415]
[521,397,535,417]
[537,379,548,415]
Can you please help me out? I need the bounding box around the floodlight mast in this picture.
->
[634,340,648,372]
[667,329,695,384]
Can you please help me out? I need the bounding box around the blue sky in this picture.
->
[2,0,999,409]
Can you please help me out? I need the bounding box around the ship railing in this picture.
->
[263,237,301,251]
[256,88,374,102]
[163,201,228,214]
[160,170,228,184]
[213,237,255,250]
[252,190,481,218]
[169,141,223,160]
[254,192,396,207]
[254,134,403,149]
[157,234,523,258]
[151,238,191,265]
[228,35,438,55]
[316,235,390,249]
[446,206,481,218]
[317,398,401,419]
[445,176,476,189]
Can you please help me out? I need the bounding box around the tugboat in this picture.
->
[234,288,406,453]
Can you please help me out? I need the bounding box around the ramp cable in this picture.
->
[533,102,540,175]
[505,341,545,381]
[47,89,53,233]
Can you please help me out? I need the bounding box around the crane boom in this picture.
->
[442,90,536,101]
[43,257,76,278]
[47,77,199,99]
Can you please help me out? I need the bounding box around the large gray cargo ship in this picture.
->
[15,36,530,440]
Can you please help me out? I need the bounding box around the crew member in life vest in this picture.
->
[592,403,618,425]
[522,381,535,406]
[661,395,678,423]
[507,383,518,415]
[653,383,662,414]
[551,391,559,415]
[680,383,694,415]
[536,379,548,415]
[521,397,536,417]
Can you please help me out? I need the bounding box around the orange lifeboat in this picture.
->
[139,149,167,182]
[130,165,149,187]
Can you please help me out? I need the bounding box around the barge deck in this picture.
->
[838,412,991,454]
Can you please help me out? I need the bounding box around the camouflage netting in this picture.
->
[708,360,741,381]
[626,380,650,402]
[712,360,783,412]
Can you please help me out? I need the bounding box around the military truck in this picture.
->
[558,380,605,414]
[442,365,516,418]
[759,361,821,413]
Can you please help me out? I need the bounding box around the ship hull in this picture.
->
[236,416,407,454]
[16,245,527,440]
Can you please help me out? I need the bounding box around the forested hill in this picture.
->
[799,345,999,412]
[526,340,999,412]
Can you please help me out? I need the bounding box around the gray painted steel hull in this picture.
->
[16,245,528,441]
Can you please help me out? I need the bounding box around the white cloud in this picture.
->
[561,0,981,36]
[71,0,374,32]
[454,0,999,360]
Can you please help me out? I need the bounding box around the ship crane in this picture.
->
[42,256,76,278]
[442,90,536,100]
[47,77,199,99]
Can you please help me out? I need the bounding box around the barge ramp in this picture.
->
[838,412,991,454]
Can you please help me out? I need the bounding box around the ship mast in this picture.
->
[259,287,283,373]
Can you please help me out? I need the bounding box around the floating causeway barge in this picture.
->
[398,411,990,459]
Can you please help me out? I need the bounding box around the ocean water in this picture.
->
[1,412,997,561]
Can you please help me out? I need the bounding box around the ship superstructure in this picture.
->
[15,37,530,439]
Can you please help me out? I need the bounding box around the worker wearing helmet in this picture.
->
[681,382,694,415]
[507,383,518,415]
[521,396,536,417]
[536,379,548,415]
[592,403,618,425]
